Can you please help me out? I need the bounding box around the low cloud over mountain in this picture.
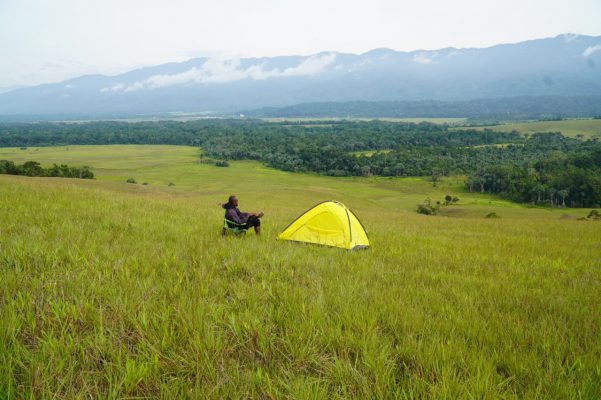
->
[101,53,337,93]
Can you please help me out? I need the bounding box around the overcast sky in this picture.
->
[1,0,600,88]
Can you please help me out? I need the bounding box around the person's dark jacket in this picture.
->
[223,203,249,224]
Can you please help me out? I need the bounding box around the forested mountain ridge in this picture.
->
[1,34,600,119]
[242,96,601,120]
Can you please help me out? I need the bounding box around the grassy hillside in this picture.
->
[458,119,601,139]
[0,145,532,215]
[1,145,600,398]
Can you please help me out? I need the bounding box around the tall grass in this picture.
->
[1,146,600,398]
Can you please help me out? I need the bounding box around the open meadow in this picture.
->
[456,119,601,139]
[1,145,600,398]
[263,118,468,125]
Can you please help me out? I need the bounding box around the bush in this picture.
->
[168,182,175,187]
[416,198,440,215]
[142,182,149,186]
[215,160,230,167]
[444,194,460,205]
[587,210,601,220]
[485,212,500,218]
[126,178,137,184]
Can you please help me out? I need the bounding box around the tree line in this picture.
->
[466,148,601,207]
[0,160,94,179]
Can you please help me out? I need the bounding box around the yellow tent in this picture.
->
[278,201,370,250]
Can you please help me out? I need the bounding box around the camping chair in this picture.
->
[222,219,247,235]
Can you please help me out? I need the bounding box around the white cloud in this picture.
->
[582,45,601,57]
[413,52,434,64]
[107,53,337,92]
[279,52,337,76]
[358,58,373,67]
[562,33,581,42]
[143,59,249,89]
[100,83,126,93]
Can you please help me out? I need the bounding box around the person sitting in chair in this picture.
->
[222,195,263,234]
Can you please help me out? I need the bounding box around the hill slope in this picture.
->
[1,145,600,397]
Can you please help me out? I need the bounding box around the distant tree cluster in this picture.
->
[0,160,94,179]
[198,121,525,176]
[0,119,519,149]
[466,148,601,208]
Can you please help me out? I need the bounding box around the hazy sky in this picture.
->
[1,0,601,88]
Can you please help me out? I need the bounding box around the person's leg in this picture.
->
[252,216,261,234]
[247,215,261,234]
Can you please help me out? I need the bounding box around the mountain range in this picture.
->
[1,34,600,119]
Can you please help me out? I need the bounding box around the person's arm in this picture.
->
[245,212,264,218]
[226,208,244,224]
[239,211,252,223]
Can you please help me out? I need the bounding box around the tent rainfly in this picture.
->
[278,201,370,250]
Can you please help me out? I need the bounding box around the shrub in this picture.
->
[416,198,440,215]
[168,182,175,187]
[485,212,500,218]
[215,160,230,167]
[587,210,600,220]
[444,194,460,205]
[126,178,137,184]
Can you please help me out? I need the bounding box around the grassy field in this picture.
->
[263,117,467,125]
[349,149,394,157]
[1,145,600,398]
[456,119,601,139]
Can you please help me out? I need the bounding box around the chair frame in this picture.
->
[222,219,248,235]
